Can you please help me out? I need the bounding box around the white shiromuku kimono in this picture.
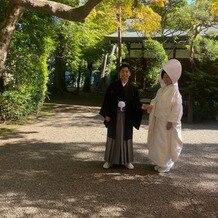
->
[147,59,183,169]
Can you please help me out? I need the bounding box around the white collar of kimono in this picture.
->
[162,83,178,89]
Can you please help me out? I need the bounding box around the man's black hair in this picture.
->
[119,63,131,72]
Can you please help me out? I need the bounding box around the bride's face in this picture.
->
[162,73,172,86]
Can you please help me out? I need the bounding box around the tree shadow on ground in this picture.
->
[47,92,104,107]
[0,140,217,217]
[25,103,103,129]
[182,122,218,131]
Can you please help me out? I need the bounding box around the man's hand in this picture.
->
[141,104,153,110]
[105,116,111,122]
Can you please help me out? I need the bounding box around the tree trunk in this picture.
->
[117,5,122,76]
[83,62,93,92]
[187,29,198,124]
[187,91,193,123]
[0,3,25,91]
[54,45,67,94]
[76,67,81,95]
[101,54,108,79]
[98,54,108,91]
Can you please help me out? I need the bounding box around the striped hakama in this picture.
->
[104,110,133,165]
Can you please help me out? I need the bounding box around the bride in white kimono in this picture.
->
[142,59,183,173]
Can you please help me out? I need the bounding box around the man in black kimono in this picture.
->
[99,63,143,169]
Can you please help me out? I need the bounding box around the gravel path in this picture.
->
[0,102,217,217]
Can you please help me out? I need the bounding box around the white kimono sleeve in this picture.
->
[147,89,160,113]
[168,92,183,123]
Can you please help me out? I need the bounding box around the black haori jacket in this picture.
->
[99,79,143,140]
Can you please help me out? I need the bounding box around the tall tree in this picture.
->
[148,0,188,44]
[0,0,103,90]
[168,0,216,123]
[93,0,162,80]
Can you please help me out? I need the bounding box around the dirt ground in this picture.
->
[0,96,217,217]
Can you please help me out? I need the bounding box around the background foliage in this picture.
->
[0,0,217,122]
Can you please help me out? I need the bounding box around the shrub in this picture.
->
[0,91,33,122]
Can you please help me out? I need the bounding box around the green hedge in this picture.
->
[0,91,33,122]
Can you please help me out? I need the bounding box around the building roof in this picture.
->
[107,25,218,42]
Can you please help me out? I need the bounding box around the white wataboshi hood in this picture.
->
[162,59,182,84]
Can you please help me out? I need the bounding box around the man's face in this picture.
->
[119,67,131,82]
